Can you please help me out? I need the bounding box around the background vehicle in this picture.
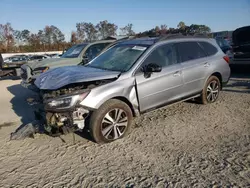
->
[27,55,50,62]
[0,55,28,77]
[34,35,231,143]
[231,26,250,63]
[20,40,115,90]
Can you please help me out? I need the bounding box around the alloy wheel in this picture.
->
[101,108,128,140]
[206,80,219,102]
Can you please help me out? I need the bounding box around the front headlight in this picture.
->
[45,92,90,110]
[33,67,49,74]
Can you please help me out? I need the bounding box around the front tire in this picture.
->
[200,76,221,104]
[89,99,133,144]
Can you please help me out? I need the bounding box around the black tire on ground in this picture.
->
[89,99,133,144]
[200,76,221,105]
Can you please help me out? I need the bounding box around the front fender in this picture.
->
[80,78,139,113]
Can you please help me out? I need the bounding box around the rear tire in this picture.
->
[200,76,221,105]
[89,99,133,144]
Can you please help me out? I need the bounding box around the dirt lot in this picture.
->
[0,68,249,187]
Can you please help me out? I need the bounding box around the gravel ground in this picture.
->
[0,68,249,187]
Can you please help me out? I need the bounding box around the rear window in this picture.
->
[199,42,218,56]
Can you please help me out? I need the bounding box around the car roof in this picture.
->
[118,34,212,46]
[119,37,159,46]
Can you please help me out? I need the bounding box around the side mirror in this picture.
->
[144,63,162,73]
[82,55,89,64]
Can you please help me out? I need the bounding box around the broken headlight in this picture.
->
[45,92,90,110]
[33,67,49,74]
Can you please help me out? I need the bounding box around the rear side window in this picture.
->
[176,42,206,63]
[199,42,218,56]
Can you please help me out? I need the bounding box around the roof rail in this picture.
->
[158,33,186,41]
[193,33,209,38]
[157,33,209,42]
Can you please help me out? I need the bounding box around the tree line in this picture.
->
[0,21,211,53]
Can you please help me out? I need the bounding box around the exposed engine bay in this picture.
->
[35,79,115,136]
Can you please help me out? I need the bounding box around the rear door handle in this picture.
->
[173,71,181,77]
[204,62,210,67]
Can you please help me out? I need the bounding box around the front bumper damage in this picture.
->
[10,97,91,140]
[34,106,90,136]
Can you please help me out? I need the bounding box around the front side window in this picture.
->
[61,44,88,58]
[86,44,149,72]
[176,42,206,63]
[142,43,178,68]
[85,43,111,61]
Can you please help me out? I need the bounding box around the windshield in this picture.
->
[86,44,149,72]
[61,44,88,58]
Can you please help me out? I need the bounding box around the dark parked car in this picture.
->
[232,26,250,63]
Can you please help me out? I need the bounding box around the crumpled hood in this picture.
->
[25,58,79,70]
[35,66,121,90]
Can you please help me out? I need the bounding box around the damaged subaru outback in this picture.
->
[34,35,231,143]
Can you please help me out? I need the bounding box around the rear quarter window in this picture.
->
[176,42,206,63]
[199,42,218,56]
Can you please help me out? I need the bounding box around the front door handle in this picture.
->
[173,71,181,77]
[204,62,210,67]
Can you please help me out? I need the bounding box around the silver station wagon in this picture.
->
[34,35,231,143]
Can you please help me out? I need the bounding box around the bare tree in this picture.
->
[14,29,30,46]
[51,25,65,50]
[76,22,98,42]
[76,23,85,42]
[70,31,78,44]
[120,23,135,36]
[96,20,118,39]
[0,23,14,51]
[28,33,40,52]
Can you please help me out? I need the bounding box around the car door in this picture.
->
[135,43,184,112]
[176,41,208,96]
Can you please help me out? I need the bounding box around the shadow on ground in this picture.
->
[7,84,39,130]
[0,75,21,81]
[223,65,250,94]
[7,83,94,142]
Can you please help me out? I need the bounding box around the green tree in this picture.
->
[188,24,211,34]
[177,21,186,29]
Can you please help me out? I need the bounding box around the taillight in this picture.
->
[223,56,230,63]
